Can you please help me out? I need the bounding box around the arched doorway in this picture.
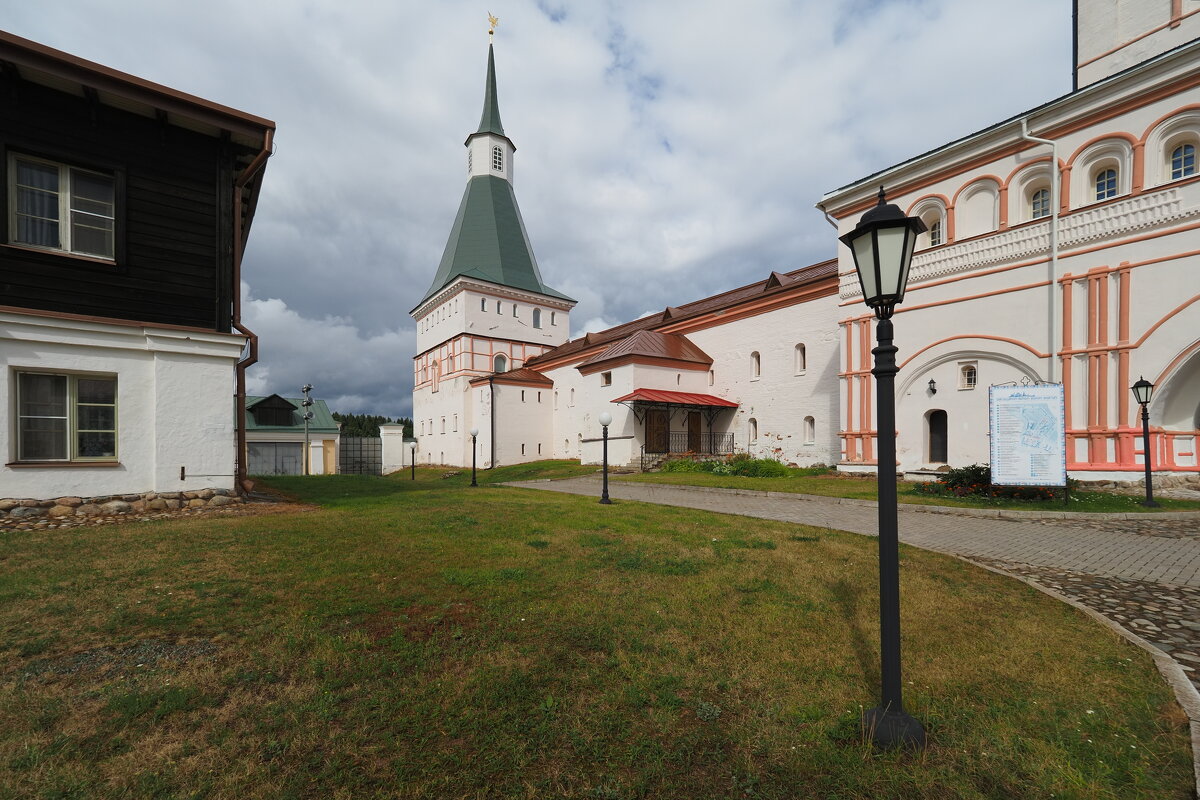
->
[928,410,948,464]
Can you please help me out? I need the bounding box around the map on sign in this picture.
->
[988,384,1066,487]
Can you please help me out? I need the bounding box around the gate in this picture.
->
[339,437,382,475]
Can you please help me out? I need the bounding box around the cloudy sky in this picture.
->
[5,1,1073,418]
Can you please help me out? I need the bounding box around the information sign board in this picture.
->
[988,384,1067,487]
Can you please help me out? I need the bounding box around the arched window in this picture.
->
[794,344,807,375]
[496,300,501,313]
[533,309,542,328]
[431,360,440,393]
[708,370,715,386]
[570,388,575,406]
[750,351,761,378]
[550,312,556,326]
[1094,167,1117,201]
[957,181,999,238]
[481,297,487,311]
[959,364,978,389]
[1171,143,1196,180]
[492,146,503,172]
[748,418,758,444]
[928,218,943,246]
[493,354,508,373]
[804,416,815,444]
[1030,188,1051,219]
[912,198,948,249]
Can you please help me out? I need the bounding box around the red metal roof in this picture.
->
[577,330,713,370]
[611,389,738,407]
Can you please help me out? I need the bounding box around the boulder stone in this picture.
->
[54,497,83,507]
[146,499,168,511]
[99,500,132,514]
[0,500,19,512]
[187,498,207,508]
[47,505,77,518]
[19,499,42,508]
[208,495,237,507]
[130,500,147,513]
[159,492,181,500]
[76,504,103,516]
[197,489,216,500]
[9,506,46,519]
[164,499,182,510]
[121,494,141,503]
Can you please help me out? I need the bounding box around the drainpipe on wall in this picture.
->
[1020,118,1060,384]
[232,130,274,490]
[489,375,497,468]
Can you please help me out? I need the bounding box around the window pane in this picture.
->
[77,431,116,458]
[16,185,59,219]
[19,373,67,417]
[71,213,114,257]
[77,405,115,431]
[1172,144,1196,180]
[76,378,116,404]
[20,418,67,460]
[71,170,114,213]
[16,215,60,248]
[16,159,58,192]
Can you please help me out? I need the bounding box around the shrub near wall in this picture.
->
[913,464,1065,501]
[659,455,794,478]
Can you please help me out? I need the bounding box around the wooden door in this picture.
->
[687,412,702,452]
[646,409,669,453]
[929,410,948,463]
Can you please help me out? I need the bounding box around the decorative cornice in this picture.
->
[413,276,576,319]
[840,185,1200,299]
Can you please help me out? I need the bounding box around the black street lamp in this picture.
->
[408,441,416,481]
[470,427,479,487]
[1131,377,1158,508]
[598,411,613,504]
[839,186,927,750]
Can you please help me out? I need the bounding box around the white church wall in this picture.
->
[0,312,243,498]
[414,374,472,466]
[380,424,413,474]
[1076,0,1200,89]
[490,383,552,465]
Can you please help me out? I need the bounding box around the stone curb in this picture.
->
[963,557,1200,797]
[510,475,1200,521]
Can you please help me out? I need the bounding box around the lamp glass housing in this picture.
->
[469,428,479,437]
[1131,377,1154,406]
[839,188,926,317]
[598,412,613,427]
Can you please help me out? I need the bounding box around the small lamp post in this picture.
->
[301,384,314,475]
[598,412,613,505]
[469,428,479,487]
[1131,377,1158,507]
[408,440,416,481]
[839,186,927,750]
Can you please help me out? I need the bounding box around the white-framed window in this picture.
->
[748,417,758,444]
[440,417,446,434]
[481,297,487,312]
[537,391,541,403]
[453,415,458,432]
[1030,188,1051,219]
[15,371,117,461]
[533,309,542,328]
[496,300,501,313]
[750,351,761,379]
[8,154,116,259]
[803,416,815,444]
[601,371,612,386]
[912,198,948,249]
[492,146,503,172]
[570,388,575,406]
[928,218,943,246]
[512,304,518,318]
[708,370,715,386]
[550,312,556,326]
[521,444,526,455]
[1094,168,1118,201]
[493,354,508,373]
[1171,143,1196,180]
[794,343,807,375]
[521,390,526,402]
[959,363,978,390]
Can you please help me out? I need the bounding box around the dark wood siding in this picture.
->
[0,76,248,332]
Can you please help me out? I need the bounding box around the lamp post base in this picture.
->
[863,706,926,751]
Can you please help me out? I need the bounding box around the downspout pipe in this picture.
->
[1020,118,1059,384]
[488,375,496,468]
[232,129,274,489]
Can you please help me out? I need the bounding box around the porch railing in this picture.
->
[640,431,735,470]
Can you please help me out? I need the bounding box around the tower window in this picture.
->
[750,351,761,378]
[1094,168,1117,201]
[1171,143,1195,180]
[481,297,487,311]
[601,372,612,386]
[928,218,942,246]
[468,149,473,173]
[492,146,503,172]
[1030,188,1051,219]
[533,309,542,328]
[494,354,508,373]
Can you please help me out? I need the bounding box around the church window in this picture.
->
[453,415,458,431]
[794,344,807,375]
[492,146,503,172]
[1094,168,1117,200]
[513,304,518,317]
[494,354,508,373]
[959,363,978,389]
[804,416,815,444]
[537,391,541,403]
[521,444,525,455]
[440,417,445,434]
[709,370,714,386]
[928,218,942,246]
[481,297,487,311]
[1030,188,1051,219]
[570,388,575,406]
[748,418,758,444]
[496,300,501,313]
[533,309,542,328]
[468,149,473,173]
[550,312,556,326]
[1171,143,1196,180]
[913,198,948,249]
[750,351,761,379]
[601,372,611,386]
[554,391,558,409]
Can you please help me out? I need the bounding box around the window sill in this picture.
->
[1,242,117,267]
[6,460,122,468]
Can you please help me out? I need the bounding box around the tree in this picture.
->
[331,412,412,438]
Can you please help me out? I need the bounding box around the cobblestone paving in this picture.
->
[969,558,1200,693]
[1025,516,1200,540]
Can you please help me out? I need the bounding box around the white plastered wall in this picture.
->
[1,311,245,497]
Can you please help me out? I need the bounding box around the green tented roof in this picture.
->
[244,396,340,434]
[475,43,505,138]
[418,175,573,306]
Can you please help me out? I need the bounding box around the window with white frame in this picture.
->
[521,390,526,402]
[959,363,978,390]
[512,304,518,318]
[1094,167,1118,201]
[750,351,761,379]
[794,343,807,375]
[1029,188,1051,219]
[708,370,714,386]
[16,371,117,461]
[601,371,612,386]
[8,154,116,259]
[748,417,758,443]
[493,354,508,373]
[1171,143,1196,180]
[492,146,503,172]
[803,416,815,444]
[481,297,487,311]
[913,199,948,249]
[533,309,542,328]
[550,312,556,326]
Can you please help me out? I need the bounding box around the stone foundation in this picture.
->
[1077,474,1200,491]
[0,488,243,521]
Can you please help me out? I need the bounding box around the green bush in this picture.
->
[659,459,711,473]
[914,463,1071,502]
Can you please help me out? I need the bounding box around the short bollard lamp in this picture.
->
[408,440,416,481]
[469,427,479,487]
[598,411,613,505]
[1130,377,1157,507]
[839,186,927,750]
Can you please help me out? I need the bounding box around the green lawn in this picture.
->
[0,467,1193,798]
[620,469,1200,513]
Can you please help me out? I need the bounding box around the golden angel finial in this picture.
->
[488,13,499,35]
